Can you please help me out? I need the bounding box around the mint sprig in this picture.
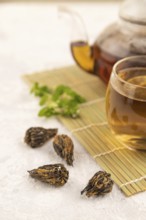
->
[30,83,86,118]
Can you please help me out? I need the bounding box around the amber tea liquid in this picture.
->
[106,67,146,149]
[71,41,117,83]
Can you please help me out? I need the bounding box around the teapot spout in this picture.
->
[58,6,94,73]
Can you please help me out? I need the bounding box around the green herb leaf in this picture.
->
[39,94,49,106]
[38,106,59,117]
[31,82,52,97]
[30,83,86,118]
[52,85,67,101]
[52,85,85,103]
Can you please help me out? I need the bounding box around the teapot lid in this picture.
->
[119,0,146,25]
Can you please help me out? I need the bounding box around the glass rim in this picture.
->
[113,55,146,89]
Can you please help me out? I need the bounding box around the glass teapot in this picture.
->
[59,0,146,83]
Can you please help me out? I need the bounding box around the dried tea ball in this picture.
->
[81,171,114,197]
[53,134,74,166]
[28,163,69,186]
[24,127,58,148]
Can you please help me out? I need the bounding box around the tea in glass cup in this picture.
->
[106,56,146,150]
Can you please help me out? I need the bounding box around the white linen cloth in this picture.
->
[0,2,146,220]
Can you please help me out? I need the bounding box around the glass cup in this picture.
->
[106,56,146,150]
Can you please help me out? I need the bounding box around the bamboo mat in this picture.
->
[23,65,146,197]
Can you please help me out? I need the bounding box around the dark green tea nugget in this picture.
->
[24,127,58,148]
[53,134,74,166]
[81,171,114,197]
[28,163,69,186]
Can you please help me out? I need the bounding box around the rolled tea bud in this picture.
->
[28,163,69,186]
[24,127,58,148]
[53,134,74,166]
[81,171,114,197]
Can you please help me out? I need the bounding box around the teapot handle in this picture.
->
[58,5,88,43]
